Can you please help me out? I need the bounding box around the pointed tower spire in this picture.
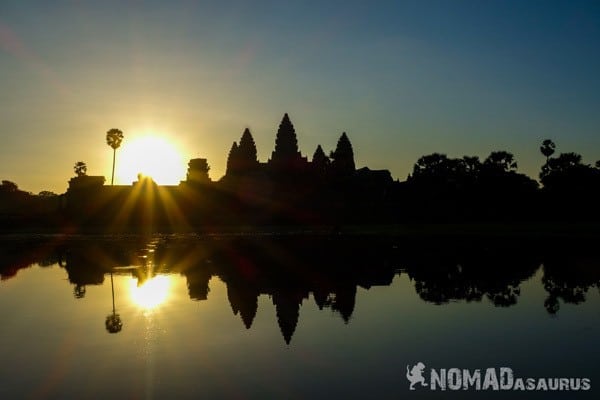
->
[227,128,260,178]
[237,128,259,171]
[273,292,300,345]
[226,141,240,176]
[331,132,355,175]
[270,113,302,166]
[239,294,258,329]
[311,144,330,173]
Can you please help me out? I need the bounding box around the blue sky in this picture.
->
[1,0,599,192]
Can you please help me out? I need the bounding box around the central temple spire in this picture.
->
[270,113,302,166]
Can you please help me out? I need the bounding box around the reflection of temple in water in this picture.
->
[177,239,372,343]
[51,236,397,343]
[1,235,599,344]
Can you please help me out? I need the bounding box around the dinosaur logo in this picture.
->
[406,362,428,390]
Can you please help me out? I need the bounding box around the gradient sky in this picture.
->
[1,0,599,193]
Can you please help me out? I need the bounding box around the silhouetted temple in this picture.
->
[269,113,308,171]
[63,113,394,230]
[4,113,599,232]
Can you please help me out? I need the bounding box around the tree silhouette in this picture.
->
[540,139,556,164]
[106,128,124,185]
[74,161,87,177]
[483,151,518,173]
[539,152,596,190]
[596,160,600,169]
[105,312,122,333]
[412,153,451,176]
[330,132,355,175]
[480,151,537,205]
[0,180,18,193]
[74,284,86,299]
[105,272,122,333]
[548,152,582,169]
[540,152,583,184]
[411,153,465,184]
[461,156,481,175]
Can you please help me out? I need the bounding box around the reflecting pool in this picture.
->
[0,234,598,399]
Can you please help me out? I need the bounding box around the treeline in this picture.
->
[396,140,600,222]
[0,180,63,230]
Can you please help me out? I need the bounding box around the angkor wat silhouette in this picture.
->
[63,113,395,230]
[2,113,600,232]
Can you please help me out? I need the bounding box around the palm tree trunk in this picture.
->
[110,272,116,314]
[111,148,116,185]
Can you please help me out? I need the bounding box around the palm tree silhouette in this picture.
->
[106,128,124,185]
[73,284,86,298]
[540,139,556,164]
[105,272,123,333]
[73,161,87,177]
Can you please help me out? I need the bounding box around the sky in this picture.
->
[1,0,599,193]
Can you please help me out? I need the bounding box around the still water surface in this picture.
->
[0,235,598,399]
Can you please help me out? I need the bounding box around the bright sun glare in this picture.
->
[129,275,172,310]
[117,135,186,185]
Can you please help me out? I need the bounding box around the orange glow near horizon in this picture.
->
[116,135,187,185]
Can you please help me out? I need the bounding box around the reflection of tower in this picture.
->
[63,248,105,286]
[185,267,212,301]
[313,287,329,310]
[62,246,105,299]
[272,290,305,344]
[105,272,123,333]
[331,285,357,323]
[227,283,259,329]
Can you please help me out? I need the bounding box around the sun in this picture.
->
[116,135,187,185]
[129,275,172,310]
